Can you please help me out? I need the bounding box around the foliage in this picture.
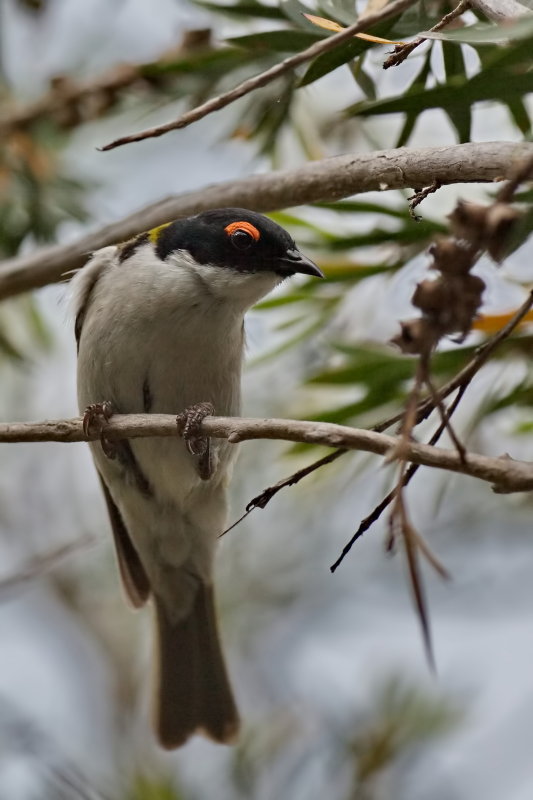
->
[349,677,462,793]
[0,128,86,359]
[127,775,185,800]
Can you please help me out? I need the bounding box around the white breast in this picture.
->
[74,243,280,503]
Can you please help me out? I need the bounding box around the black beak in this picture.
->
[278,248,324,278]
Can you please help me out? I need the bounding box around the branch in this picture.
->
[469,0,533,21]
[99,0,418,150]
[1,140,532,301]
[2,414,533,493]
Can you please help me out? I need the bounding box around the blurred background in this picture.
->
[1,0,533,798]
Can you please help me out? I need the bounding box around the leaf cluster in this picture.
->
[195,0,532,149]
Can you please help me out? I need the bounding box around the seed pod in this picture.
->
[429,238,474,275]
[412,278,450,315]
[390,318,436,355]
[485,203,522,262]
[448,200,488,246]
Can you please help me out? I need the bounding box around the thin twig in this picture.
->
[395,493,436,670]
[424,373,467,463]
[385,353,429,465]
[408,179,442,219]
[387,354,439,670]
[99,0,419,150]
[383,0,471,69]
[219,447,346,537]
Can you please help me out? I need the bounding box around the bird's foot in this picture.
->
[177,402,215,480]
[83,401,117,459]
[176,402,214,456]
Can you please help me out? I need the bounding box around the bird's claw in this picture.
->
[83,401,116,459]
[177,402,215,482]
[176,402,214,457]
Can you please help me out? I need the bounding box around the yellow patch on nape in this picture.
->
[148,221,172,244]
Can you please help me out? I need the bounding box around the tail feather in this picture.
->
[154,583,240,749]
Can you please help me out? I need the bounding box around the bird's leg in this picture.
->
[177,402,215,481]
[83,401,153,495]
[83,401,117,459]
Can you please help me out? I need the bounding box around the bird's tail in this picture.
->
[154,582,240,749]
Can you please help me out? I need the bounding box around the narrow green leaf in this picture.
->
[299,20,396,87]
[499,207,533,258]
[514,188,533,203]
[314,263,398,281]
[396,111,418,148]
[506,97,532,135]
[394,48,433,147]
[0,327,25,362]
[479,33,533,71]
[350,58,376,100]
[299,38,364,86]
[254,291,323,309]
[228,29,321,52]
[313,200,408,218]
[141,47,254,78]
[442,42,471,142]
[318,0,359,27]
[323,220,446,250]
[249,312,330,366]
[193,0,286,19]
[484,382,533,413]
[280,0,316,28]
[346,71,533,118]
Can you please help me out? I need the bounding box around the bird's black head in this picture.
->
[152,208,323,279]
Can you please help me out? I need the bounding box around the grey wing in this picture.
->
[71,245,118,351]
[99,475,151,608]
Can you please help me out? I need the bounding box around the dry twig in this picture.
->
[219,447,346,537]
[408,180,442,219]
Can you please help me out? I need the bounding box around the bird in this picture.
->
[71,207,323,749]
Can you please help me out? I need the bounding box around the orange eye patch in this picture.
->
[224,221,260,240]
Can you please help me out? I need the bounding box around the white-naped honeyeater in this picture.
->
[72,208,323,748]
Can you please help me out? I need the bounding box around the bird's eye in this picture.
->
[230,229,254,250]
[224,220,260,251]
